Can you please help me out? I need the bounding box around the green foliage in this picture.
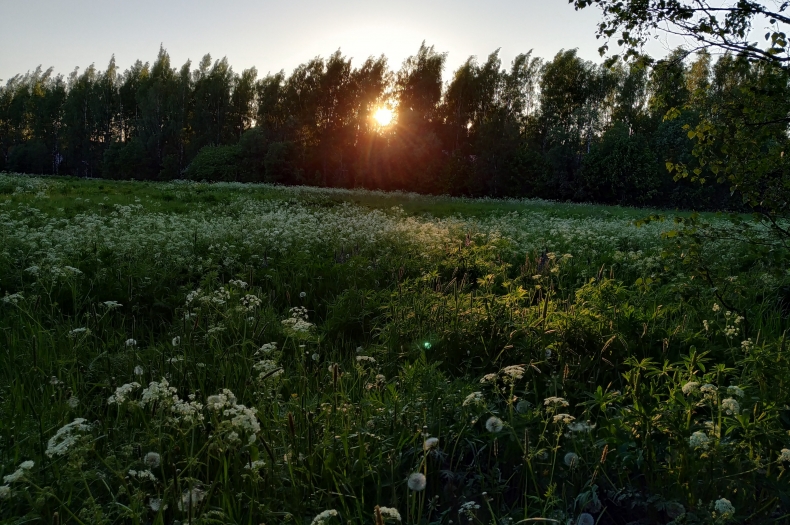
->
[0,176,788,524]
[184,144,242,181]
[581,123,662,205]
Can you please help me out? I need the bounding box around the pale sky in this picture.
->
[0,0,682,82]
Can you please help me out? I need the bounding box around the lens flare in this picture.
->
[373,107,393,126]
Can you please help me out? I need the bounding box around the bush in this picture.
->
[184,144,242,181]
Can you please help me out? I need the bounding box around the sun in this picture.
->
[373,107,394,127]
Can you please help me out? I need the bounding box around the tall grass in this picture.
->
[0,173,788,524]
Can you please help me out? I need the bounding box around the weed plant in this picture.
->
[0,174,788,524]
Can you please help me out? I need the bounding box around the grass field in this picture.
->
[0,173,789,525]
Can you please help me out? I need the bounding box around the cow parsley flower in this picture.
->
[45,418,92,457]
[714,498,735,518]
[700,384,717,395]
[108,382,141,405]
[3,460,34,483]
[311,509,338,525]
[544,396,569,408]
[480,373,498,383]
[378,506,401,522]
[407,472,426,491]
[502,365,524,380]
[727,385,745,398]
[459,500,480,518]
[779,448,790,462]
[722,398,740,415]
[682,382,700,395]
[0,485,10,500]
[463,391,484,407]
[553,413,575,425]
[689,431,710,450]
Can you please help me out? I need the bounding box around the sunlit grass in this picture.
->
[0,174,787,524]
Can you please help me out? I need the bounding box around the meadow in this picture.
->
[0,173,788,524]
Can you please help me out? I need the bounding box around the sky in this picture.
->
[0,0,684,82]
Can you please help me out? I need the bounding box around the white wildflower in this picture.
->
[140,379,177,407]
[553,413,575,425]
[125,338,137,347]
[485,416,504,433]
[258,342,277,354]
[567,421,595,432]
[3,460,34,483]
[576,513,595,525]
[423,437,439,451]
[544,396,569,408]
[463,391,484,407]
[108,382,140,405]
[564,452,579,467]
[722,398,740,415]
[144,452,161,469]
[779,448,790,462]
[502,365,524,380]
[172,336,180,346]
[407,472,426,491]
[713,498,735,518]
[45,418,92,457]
[311,509,338,525]
[682,382,700,395]
[207,389,237,411]
[67,396,79,409]
[480,373,498,383]
[134,365,144,376]
[378,506,401,522]
[459,500,481,518]
[689,431,710,450]
[516,400,531,414]
[0,485,10,500]
[356,355,376,364]
[727,385,745,398]
[700,384,717,395]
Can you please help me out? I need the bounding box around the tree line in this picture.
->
[2,43,788,208]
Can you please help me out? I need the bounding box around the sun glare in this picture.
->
[373,107,394,127]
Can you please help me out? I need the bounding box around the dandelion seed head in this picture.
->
[407,472,427,491]
[144,452,161,469]
[424,437,439,451]
[485,416,504,433]
[564,452,579,467]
